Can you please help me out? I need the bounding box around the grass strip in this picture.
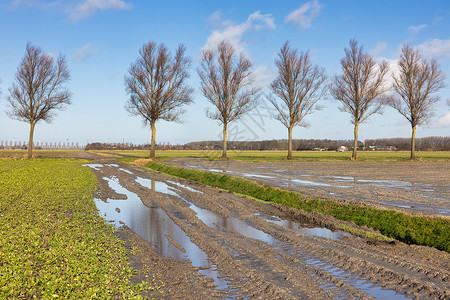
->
[143,161,450,253]
[0,158,153,299]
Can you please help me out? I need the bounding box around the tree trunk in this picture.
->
[221,123,227,159]
[27,121,35,159]
[352,123,359,160]
[287,126,293,160]
[410,125,416,160]
[150,121,156,158]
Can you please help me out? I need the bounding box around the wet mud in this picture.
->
[82,155,449,299]
[166,158,450,217]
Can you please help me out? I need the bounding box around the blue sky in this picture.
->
[1,0,449,146]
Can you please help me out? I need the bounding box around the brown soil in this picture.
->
[17,151,448,299]
[76,153,449,299]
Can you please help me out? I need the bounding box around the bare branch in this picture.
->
[330,39,389,159]
[197,40,260,159]
[124,41,193,158]
[268,41,328,159]
[6,43,71,158]
[388,43,446,159]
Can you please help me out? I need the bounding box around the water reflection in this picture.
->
[94,175,229,290]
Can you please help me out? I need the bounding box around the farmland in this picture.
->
[0,158,158,298]
[93,149,450,161]
[1,150,449,298]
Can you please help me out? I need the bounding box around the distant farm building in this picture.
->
[337,146,348,152]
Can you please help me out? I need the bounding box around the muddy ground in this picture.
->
[165,158,450,218]
[71,153,449,300]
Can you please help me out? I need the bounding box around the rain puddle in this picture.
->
[379,200,450,216]
[356,179,435,192]
[187,201,279,245]
[304,258,410,299]
[95,175,229,290]
[254,212,353,241]
[167,180,204,194]
[84,163,103,170]
[119,168,134,175]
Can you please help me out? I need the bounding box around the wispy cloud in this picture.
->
[203,10,275,56]
[72,43,100,62]
[369,41,387,57]
[432,110,450,128]
[285,0,323,30]
[68,0,132,21]
[416,39,450,59]
[408,24,427,35]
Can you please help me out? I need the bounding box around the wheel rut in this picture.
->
[84,158,449,299]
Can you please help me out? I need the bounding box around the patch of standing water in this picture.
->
[95,175,229,290]
[187,201,279,245]
[135,177,180,197]
[167,180,204,194]
[254,212,353,241]
[119,168,134,175]
[304,258,410,299]
[379,200,450,216]
[83,163,103,171]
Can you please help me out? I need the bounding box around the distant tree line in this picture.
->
[0,140,83,150]
[364,136,450,151]
[85,137,450,152]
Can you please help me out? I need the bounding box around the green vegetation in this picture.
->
[143,161,450,252]
[0,158,154,298]
[97,149,450,161]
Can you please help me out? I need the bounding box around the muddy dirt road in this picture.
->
[82,155,449,299]
[166,158,450,217]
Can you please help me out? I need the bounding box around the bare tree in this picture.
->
[388,44,446,160]
[331,39,389,160]
[125,41,193,158]
[7,43,71,159]
[198,41,259,159]
[269,42,328,160]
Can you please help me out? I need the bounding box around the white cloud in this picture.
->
[408,24,427,35]
[432,111,450,128]
[415,39,450,59]
[285,0,323,30]
[203,10,275,56]
[252,65,275,89]
[72,43,100,62]
[68,0,132,21]
[207,10,233,28]
[369,41,387,57]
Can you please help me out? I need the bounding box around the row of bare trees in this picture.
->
[3,39,446,159]
[125,39,446,160]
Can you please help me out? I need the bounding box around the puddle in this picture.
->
[95,175,229,290]
[119,168,134,175]
[236,172,275,179]
[356,179,435,192]
[188,202,279,245]
[107,164,120,167]
[379,200,450,216]
[255,212,353,241]
[83,163,103,171]
[304,258,410,299]
[167,180,204,194]
[135,177,180,198]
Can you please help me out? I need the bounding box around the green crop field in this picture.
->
[95,149,450,161]
[0,158,154,298]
